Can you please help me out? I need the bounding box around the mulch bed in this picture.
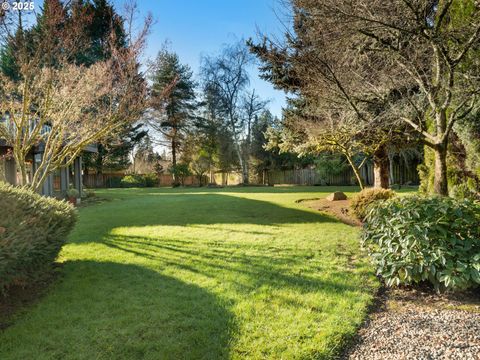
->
[299,196,480,360]
[300,198,362,227]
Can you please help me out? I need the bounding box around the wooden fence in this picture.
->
[267,167,358,186]
[83,173,207,188]
[213,172,243,186]
[266,159,420,186]
[157,174,206,186]
[83,173,124,188]
[83,158,419,188]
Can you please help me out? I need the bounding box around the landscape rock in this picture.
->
[326,192,348,201]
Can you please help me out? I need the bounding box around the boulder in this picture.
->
[326,192,347,201]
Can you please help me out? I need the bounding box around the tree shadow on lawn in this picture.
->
[100,185,361,199]
[71,192,366,303]
[72,193,342,243]
[102,234,368,303]
[0,261,234,360]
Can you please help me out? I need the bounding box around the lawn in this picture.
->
[0,186,379,359]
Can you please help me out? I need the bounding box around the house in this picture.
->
[0,139,97,198]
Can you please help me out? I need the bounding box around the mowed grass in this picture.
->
[0,186,380,359]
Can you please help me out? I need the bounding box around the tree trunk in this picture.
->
[171,138,177,183]
[242,159,249,184]
[234,142,248,184]
[373,145,390,189]
[433,144,448,196]
[345,153,364,190]
[388,153,395,185]
[18,160,27,186]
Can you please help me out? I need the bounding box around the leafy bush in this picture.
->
[120,174,158,188]
[0,182,77,292]
[66,187,79,198]
[143,173,158,187]
[362,196,480,291]
[315,154,349,185]
[106,176,122,188]
[350,188,396,220]
[82,186,96,199]
[170,164,191,186]
[450,180,480,202]
[120,174,146,188]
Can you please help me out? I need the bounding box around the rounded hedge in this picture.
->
[362,195,480,291]
[350,188,396,220]
[120,175,146,188]
[120,174,158,188]
[0,182,77,292]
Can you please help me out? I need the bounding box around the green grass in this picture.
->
[0,186,380,359]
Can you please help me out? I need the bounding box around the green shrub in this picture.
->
[362,196,480,291]
[66,187,79,198]
[170,164,191,186]
[314,154,349,185]
[350,188,396,220]
[0,182,77,292]
[143,173,158,188]
[120,174,158,188]
[120,174,146,188]
[82,186,96,199]
[450,181,480,202]
[106,176,122,188]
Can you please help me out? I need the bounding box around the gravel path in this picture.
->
[345,289,480,360]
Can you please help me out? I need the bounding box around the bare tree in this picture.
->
[265,105,376,189]
[252,0,480,195]
[241,90,268,183]
[201,42,263,184]
[0,0,152,190]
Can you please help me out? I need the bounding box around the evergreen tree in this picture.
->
[74,0,126,66]
[250,110,314,182]
[149,49,197,182]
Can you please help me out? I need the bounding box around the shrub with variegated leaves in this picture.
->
[362,195,480,291]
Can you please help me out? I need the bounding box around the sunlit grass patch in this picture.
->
[0,186,380,359]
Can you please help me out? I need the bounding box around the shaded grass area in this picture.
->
[0,186,379,359]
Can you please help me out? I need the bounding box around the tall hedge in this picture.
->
[0,182,77,292]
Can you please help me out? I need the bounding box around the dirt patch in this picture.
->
[301,198,361,227]
[0,265,62,330]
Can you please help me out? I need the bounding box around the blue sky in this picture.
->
[112,0,290,117]
[27,0,289,115]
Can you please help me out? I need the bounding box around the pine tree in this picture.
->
[149,49,197,182]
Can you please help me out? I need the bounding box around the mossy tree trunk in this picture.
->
[433,143,448,196]
[373,145,390,189]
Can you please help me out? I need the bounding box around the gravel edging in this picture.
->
[343,288,480,360]
[297,198,480,360]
